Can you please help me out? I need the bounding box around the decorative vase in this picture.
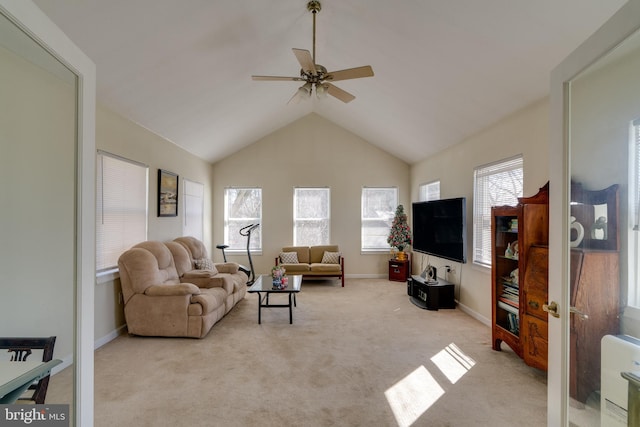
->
[396,250,407,261]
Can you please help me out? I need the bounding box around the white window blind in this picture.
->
[183,179,204,241]
[224,188,262,251]
[473,156,523,267]
[361,187,398,251]
[419,180,440,201]
[96,151,148,271]
[294,188,330,246]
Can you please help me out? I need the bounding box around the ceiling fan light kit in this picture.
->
[252,0,374,104]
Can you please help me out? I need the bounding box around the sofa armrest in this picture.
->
[187,275,234,294]
[144,283,201,296]
[214,262,240,274]
[183,270,217,279]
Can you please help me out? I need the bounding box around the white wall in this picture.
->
[211,113,411,276]
[410,98,550,322]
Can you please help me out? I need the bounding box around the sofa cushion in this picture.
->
[310,263,342,273]
[309,245,340,263]
[194,257,215,271]
[280,251,299,264]
[280,263,310,273]
[282,246,310,264]
[191,287,228,314]
[321,251,341,264]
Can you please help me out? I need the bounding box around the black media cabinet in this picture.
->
[407,275,456,310]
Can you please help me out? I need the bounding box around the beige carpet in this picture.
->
[49,278,547,426]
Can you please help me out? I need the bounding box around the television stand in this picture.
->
[407,275,456,310]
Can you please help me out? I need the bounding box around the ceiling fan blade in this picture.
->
[292,48,317,75]
[287,89,304,105]
[252,75,304,81]
[325,65,374,82]
[326,83,355,103]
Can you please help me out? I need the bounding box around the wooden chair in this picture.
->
[0,336,56,404]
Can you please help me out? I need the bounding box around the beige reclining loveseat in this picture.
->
[117,238,247,338]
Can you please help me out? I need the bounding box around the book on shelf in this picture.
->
[498,297,519,308]
[501,277,519,288]
[501,287,518,296]
[498,300,518,314]
[507,312,519,334]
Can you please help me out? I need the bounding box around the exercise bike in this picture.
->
[216,222,260,285]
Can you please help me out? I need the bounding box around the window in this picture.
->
[419,180,440,201]
[224,188,262,252]
[183,179,204,241]
[294,187,330,246]
[96,151,148,272]
[473,156,523,267]
[361,187,398,251]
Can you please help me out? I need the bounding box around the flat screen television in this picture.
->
[412,197,467,263]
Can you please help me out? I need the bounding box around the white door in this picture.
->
[549,1,640,424]
[0,1,96,425]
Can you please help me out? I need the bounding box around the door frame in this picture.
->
[549,0,640,424]
[0,1,96,425]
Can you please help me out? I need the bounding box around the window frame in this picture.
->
[472,155,523,268]
[361,187,399,252]
[293,187,331,246]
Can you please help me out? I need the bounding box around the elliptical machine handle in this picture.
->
[239,223,260,236]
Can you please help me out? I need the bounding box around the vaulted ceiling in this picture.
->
[33,0,625,164]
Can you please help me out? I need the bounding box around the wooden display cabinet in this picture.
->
[491,183,549,367]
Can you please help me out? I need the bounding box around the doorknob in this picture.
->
[543,301,560,318]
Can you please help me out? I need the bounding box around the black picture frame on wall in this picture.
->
[158,169,178,217]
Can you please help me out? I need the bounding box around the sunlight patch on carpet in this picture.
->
[385,365,444,427]
[431,343,476,384]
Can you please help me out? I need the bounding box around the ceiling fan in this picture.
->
[252,0,374,104]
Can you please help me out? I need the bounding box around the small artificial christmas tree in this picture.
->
[387,205,412,254]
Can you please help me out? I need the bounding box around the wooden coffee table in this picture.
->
[248,275,302,324]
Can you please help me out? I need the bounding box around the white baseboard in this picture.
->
[456,301,490,327]
[95,325,127,350]
[345,274,387,279]
[52,325,126,376]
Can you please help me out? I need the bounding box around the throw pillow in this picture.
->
[280,252,299,264]
[194,257,215,270]
[321,251,340,264]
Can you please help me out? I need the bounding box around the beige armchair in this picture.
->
[118,241,229,338]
